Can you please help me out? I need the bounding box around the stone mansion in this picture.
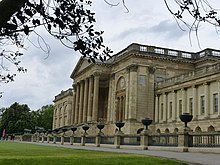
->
[53,43,220,135]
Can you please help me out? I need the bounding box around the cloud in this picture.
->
[113,19,185,42]
[0,32,80,110]
[148,20,185,40]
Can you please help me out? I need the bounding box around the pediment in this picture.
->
[70,57,93,78]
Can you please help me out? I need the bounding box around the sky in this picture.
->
[1,0,220,110]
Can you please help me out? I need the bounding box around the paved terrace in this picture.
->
[21,141,220,165]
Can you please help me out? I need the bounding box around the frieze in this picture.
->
[126,64,138,72]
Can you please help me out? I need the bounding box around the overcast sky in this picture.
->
[1,0,220,110]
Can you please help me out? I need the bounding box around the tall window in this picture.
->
[169,102,172,118]
[201,96,205,114]
[213,93,218,113]
[179,100,182,115]
[161,103,163,120]
[189,98,193,115]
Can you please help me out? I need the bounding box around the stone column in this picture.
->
[128,64,138,120]
[92,73,100,122]
[111,74,116,123]
[87,76,94,121]
[204,82,210,118]
[192,85,197,120]
[61,106,65,127]
[71,84,76,124]
[66,102,72,125]
[83,78,89,122]
[79,81,84,123]
[52,106,57,129]
[107,75,113,122]
[125,72,129,120]
[155,95,159,123]
[74,83,80,124]
[56,107,60,128]
[172,91,176,121]
[218,81,220,116]
[163,93,167,122]
[182,88,186,113]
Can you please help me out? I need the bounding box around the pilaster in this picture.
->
[127,64,138,120]
[172,90,177,121]
[204,82,210,118]
[182,88,187,113]
[192,85,198,120]
[163,93,167,123]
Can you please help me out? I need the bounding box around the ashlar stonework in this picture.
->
[53,43,220,136]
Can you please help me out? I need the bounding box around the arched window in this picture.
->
[207,125,215,133]
[165,128,170,134]
[195,126,202,133]
[115,76,126,121]
[174,128,179,134]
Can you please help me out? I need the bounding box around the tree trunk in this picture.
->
[0,0,27,27]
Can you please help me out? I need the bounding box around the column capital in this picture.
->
[126,64,138,72]
[163,92,168,95]
[93,72,101,77]
[110,73,115,80]
[156,93,161,97]
[192,84,198,88]
[204,82,210,86]
[172,90,177,93]
[72,83,77,90]
[181,87,187,91]
[148,66,156,74]
[85,77,89,82]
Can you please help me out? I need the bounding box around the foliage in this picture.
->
[0,141,186,165]
[0,103,54,135]
[0,0,112,83]
[164,0,220,45]
[0,102,32,134]
[32,104,54,131]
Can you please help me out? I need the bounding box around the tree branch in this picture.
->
[0,0,27,28]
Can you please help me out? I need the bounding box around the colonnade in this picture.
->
[72,73,100,124]
[155,81,220,123]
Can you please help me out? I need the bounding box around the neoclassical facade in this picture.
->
[53,43,220,135]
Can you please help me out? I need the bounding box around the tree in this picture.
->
[0,102,32,134]
[32,104,54,131]
[1,0,219,83]
[0,0,112,83]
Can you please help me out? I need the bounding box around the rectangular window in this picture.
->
[189,98,193,115]
[161,103,163,120]
[213,93,218,113]
[201,96,205,114]
[179,100,182,115]
[169,102,172,118]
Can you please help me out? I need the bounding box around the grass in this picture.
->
[0,141,187,165]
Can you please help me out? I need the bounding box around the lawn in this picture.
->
[0,141,186,165]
